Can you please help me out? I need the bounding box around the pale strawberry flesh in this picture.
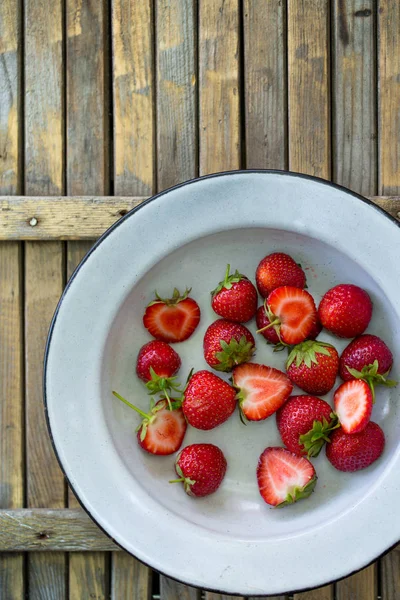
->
[334,380,372,434]
[233,363,293,421]
[143,298,200,343]
[267,287,317,345]
[138,403,187,455]
[257,447,317,507]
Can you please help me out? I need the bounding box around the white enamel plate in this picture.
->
[45,171,400,596]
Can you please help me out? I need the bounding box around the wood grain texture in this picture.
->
[156,0,197,188]
[288,0,330,178]
[204,594,244,600]
[199,0,241,175]
[378,1,400,194]
[294,586,333,600]
[0,509,119,551]
[243,0,287,169]
[111,552,151,600]
[332,0,377,195]
[160,576,201,600]
[0,1,24,598]
[24,0,66,596]
[381,547,400,600]
[336,564,377,600]
[112,0,154,195]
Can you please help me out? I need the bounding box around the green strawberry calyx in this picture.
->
[112,391,169,441]
[256,300,287,348]
[148,287,191,307]
[211,264,247,296]
[214,335,255,372]
[169,463,196,495]
[276,475,317,508]
[299,413,340,458]
[145,366,182,409]
[346,360,397,403]
[286,340,335,370]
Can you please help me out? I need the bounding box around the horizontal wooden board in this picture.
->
[0,195,399,240]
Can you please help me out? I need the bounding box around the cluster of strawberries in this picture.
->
[113,253,396,507]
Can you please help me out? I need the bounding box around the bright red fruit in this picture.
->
[334,380,373,434]
[211,264,257,322]
[113,392,187,455]
[257,447,317,507]
[203,319,255,372]
[286,340,339,395]
[326,422,385,472]
[233,363,293,421]
[266,286,317,345]
[143,288,200,343]
[182,370,237,430]
[256,252,306,298]
[136,341,181,397]
[276,395,338,457]
[318,284,372,338]
[172,443,227,497]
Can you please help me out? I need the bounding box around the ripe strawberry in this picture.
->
[203,319,255,372]
[286,340,339,395]
[265,286,318,345]
[112,392,187,455]
[257,447,317,507]
[171,443,227,497]
[334,380,373,434]
[232,363,293,421]
[211,264,257,322]
[307,318,323,341]
[326,422,385,472]
[256,304,281,345]
[256,252,306,298]
[276,395,338,457]
[136,341,182,400]
[182,370,237,430]
[318,284,372,338]
[339,334,396,402]
[143,288,201,343]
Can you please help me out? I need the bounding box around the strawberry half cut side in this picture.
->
[345,360,397,403]
[266,287,317,346]
[143,288,201,343]
[257,447,317,507]
[333,380,373,434]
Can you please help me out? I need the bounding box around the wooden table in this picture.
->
[1,0,399,598]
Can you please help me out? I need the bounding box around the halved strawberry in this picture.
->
[333,380,372,434]
[232,363,293,421]
[112,392,187,455]
[143,288,201,343]
[266,286,317,345]
[257,447,317,507]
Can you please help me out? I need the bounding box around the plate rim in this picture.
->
[43,168,400,596]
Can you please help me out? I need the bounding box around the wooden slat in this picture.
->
[378,3,400,596]
[294,586,333,600]
[244,0,287,169]
[336,565,377,600]
[66,0,109,595]
[288,0,330,178]
[204,594,244,600]
[0,0,24,598]
[199,0,241,175]
[112,0,154,196]
[160,577,200,600]
[112,0,155,596]
[24,0,66,596]
[156,0,197,188]
[332,0,376,195]
[0,509,119,552]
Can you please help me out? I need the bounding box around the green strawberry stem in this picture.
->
[112,391,150,419]
[299,413,340,458]
[256,318,280,334]
[169,478,185,484]
[346,360,397,404]
[211,264,244,295]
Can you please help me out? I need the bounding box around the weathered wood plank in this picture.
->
[0,0,24,598]
[111,552,152,600]
[156,0,197,188]
[294,586,333,600]
[332,0,376,195]
[24,0,66,596]
[243,0,287,169]
[112,0,154,195]
[336,564,377,600]
[160,577,201,600]
[288,0,330,178]
[0,509,119,552]
[199,0,241,175]
[381,547,400,600]
[204,594,244,600]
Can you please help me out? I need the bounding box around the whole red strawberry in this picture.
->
[203,319,255,372]
[143,288,201,343]
[113,392,187,455]
[326,422,385,472]
[339,334,396,401]
[256,252,306,298]
[183,370,237,430]
[276,395,338,457]
[286,340,339,395]
[266,287,317,345]
[211,264,257,322]
[136,341,182,398]
[318,284,372,338]
[172,443,227,497]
